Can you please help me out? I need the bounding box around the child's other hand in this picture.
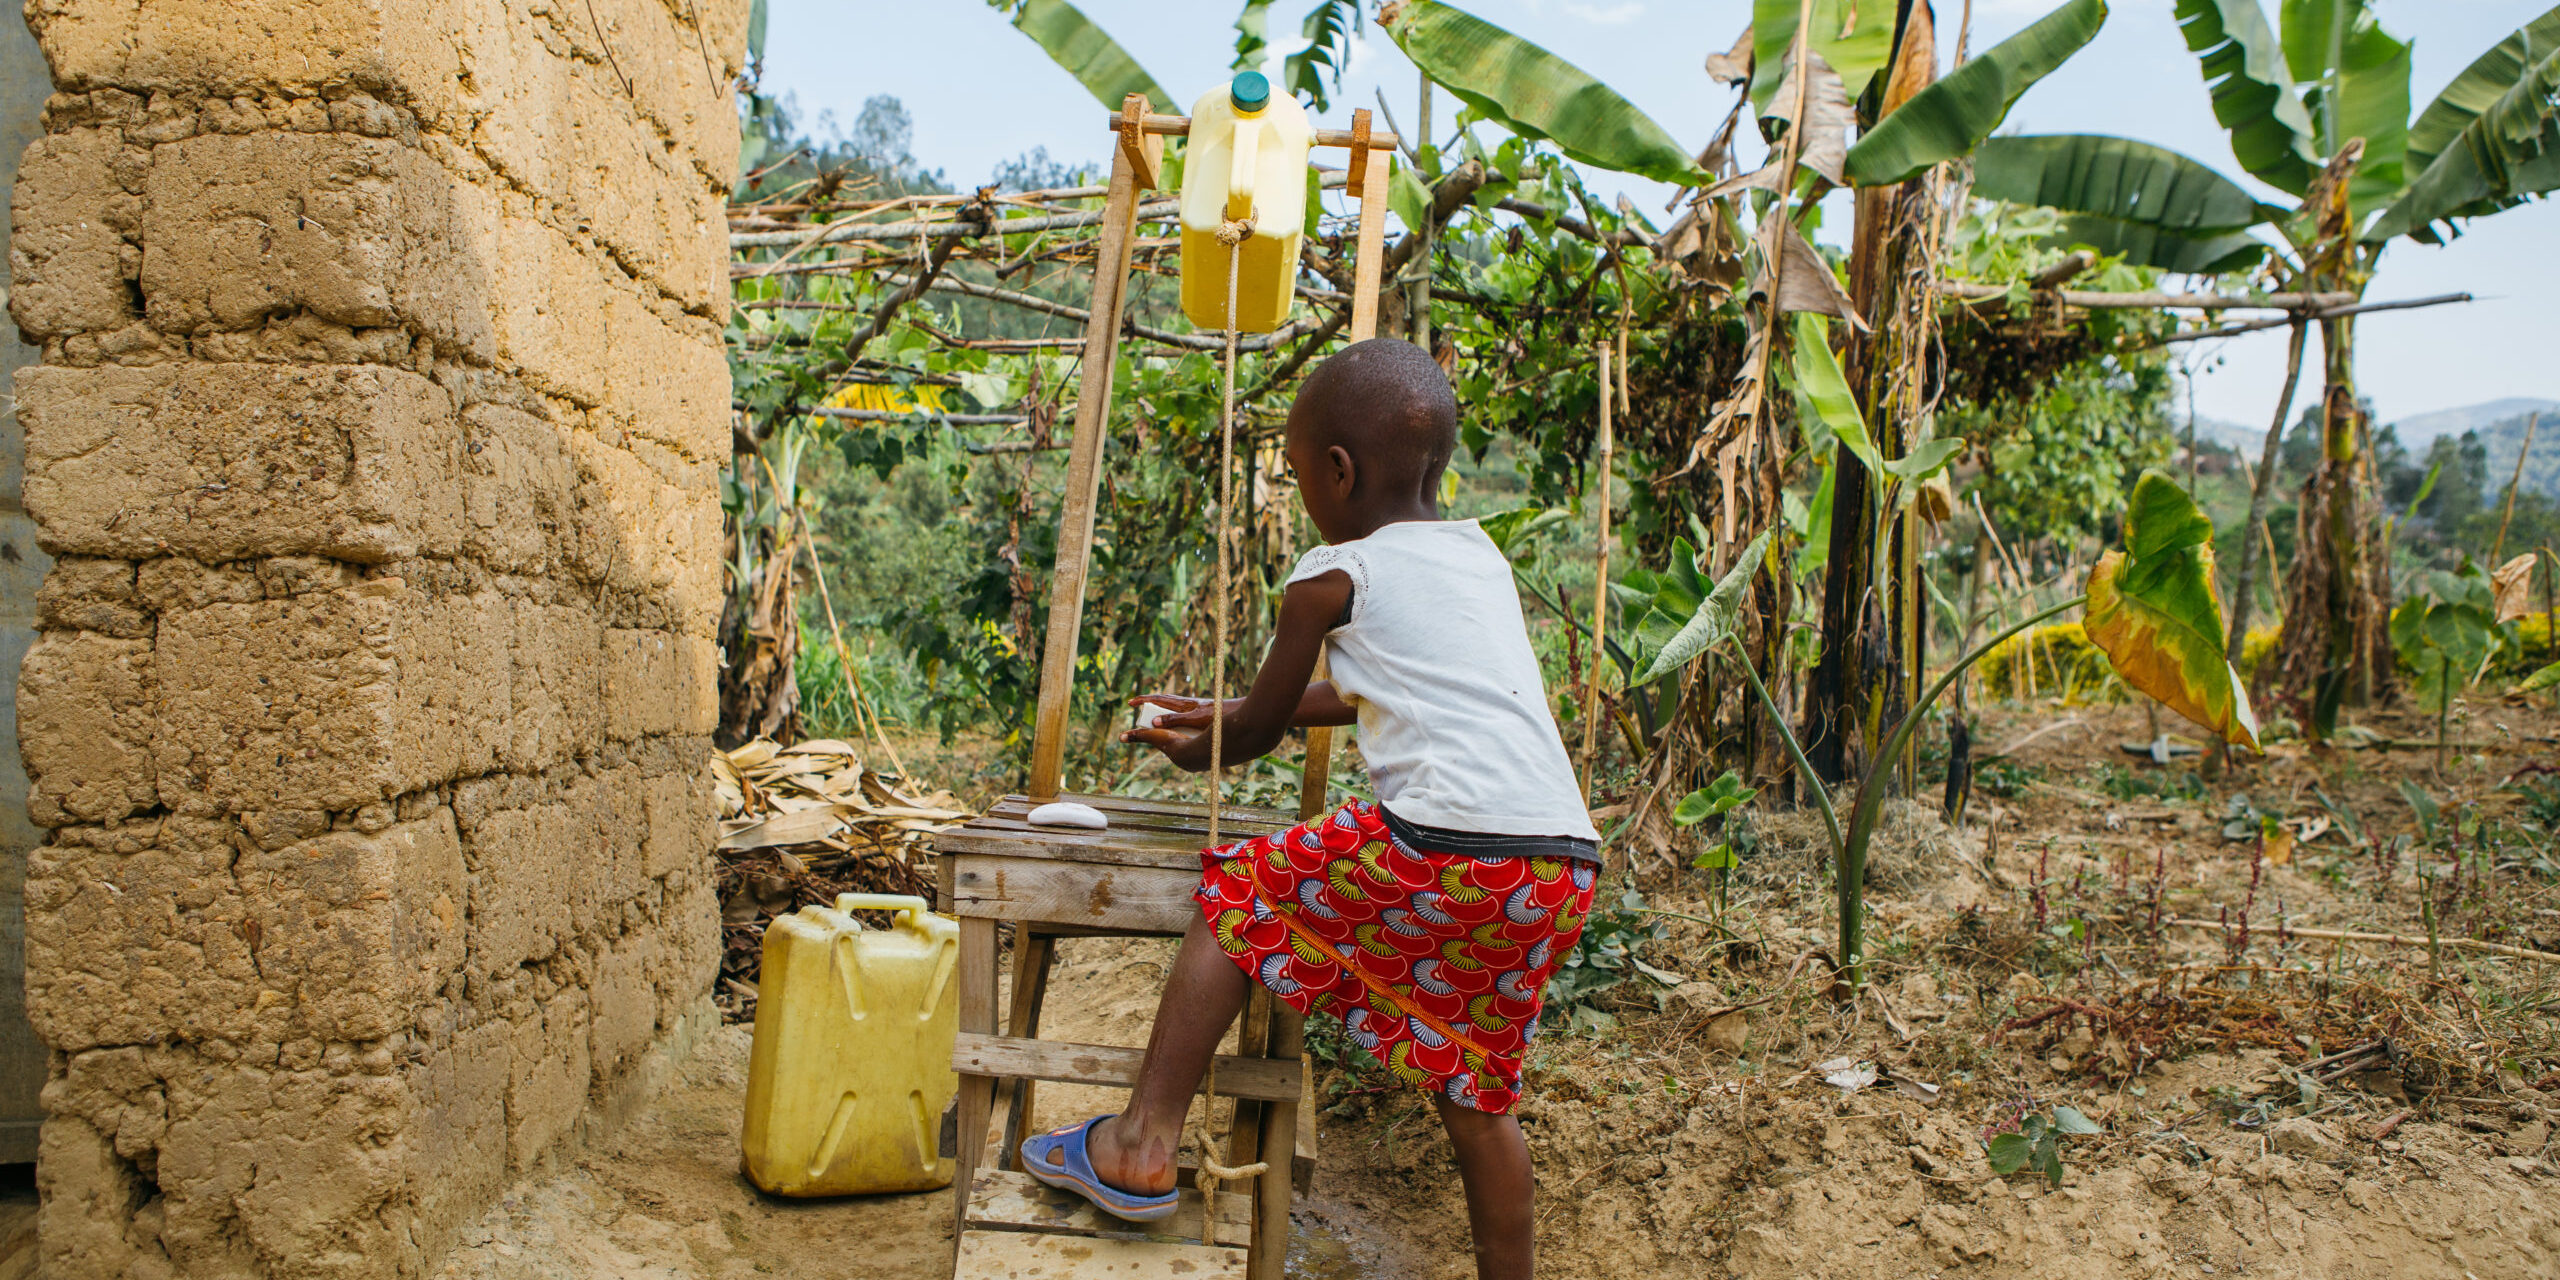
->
[1121,693,1227,769]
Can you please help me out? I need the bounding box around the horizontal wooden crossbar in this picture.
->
[954,1033,1304,1103]
[1107,112,1399,150]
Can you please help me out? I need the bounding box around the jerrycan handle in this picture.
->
[837,893,931,921]
[1224,71,1270,224]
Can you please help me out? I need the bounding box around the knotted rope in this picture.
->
[1189,223,1269,1240]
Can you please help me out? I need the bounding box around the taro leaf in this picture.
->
[2082,470,2261,749]
[2053,1105,2104,1135]
[1843,0,2112,188]
[1986,1131,2033,1173]
[1751,0,1894,113]
[1009,0,1174,113]
[1384,1,1709,186]
[2520,660,2560,693]
[2174,0,2322,195]
[1633,529,1773,683]
[1673,770,1758,826]
[1480,506,1569,555]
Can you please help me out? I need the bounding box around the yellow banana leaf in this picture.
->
[2083,470,2260,749]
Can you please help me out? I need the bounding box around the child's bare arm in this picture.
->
[1121,569,1352,771]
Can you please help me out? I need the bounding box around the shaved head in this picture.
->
[1291,339,1457,500]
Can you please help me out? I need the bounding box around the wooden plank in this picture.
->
[956,1227,1246,1279]
[1028,136,1149,800]
[1294,1055,1316,1194]
[952,916,1001,1250]
[1105,111,1400,152]
[969,1168,1250,1249]
[1346,142,1390,341]
[954,1034,1303,1103]
[948,856,1205,934]
[994,930,1056,1170]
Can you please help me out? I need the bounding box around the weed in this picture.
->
[1982,1099,2103,1188]
[2093,762,2208,803]
[1975,758,2043,799]
[1543,885,1680,1032]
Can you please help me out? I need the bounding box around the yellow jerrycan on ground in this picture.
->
[1180,71,1314,334]
[740,893,959,1196]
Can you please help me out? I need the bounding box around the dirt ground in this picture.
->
[448,698,2560,1278]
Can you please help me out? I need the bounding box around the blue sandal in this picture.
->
[1019,1115,1181,1223]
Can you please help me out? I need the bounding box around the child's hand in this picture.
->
[1121,693,1232,771]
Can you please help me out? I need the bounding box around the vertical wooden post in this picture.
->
[1027,97,1162,800]
[1259,126,1391,1280]
[1580,341,1613,798]
[949,915,999,1251]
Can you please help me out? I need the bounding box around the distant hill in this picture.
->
[2467,408,2560,501]
[2172,412,2269,456]
[2392,398,2560,447]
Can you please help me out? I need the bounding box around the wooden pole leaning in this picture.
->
[1026,95,1163,801]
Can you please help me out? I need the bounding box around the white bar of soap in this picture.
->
[1027,801,1108,830]
[1134,703,1170,730]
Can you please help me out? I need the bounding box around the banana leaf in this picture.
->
[1972,134,2275,231]
[2374,26,2560,241]
[1010,0,1174,113]
[2279,0,2410,217]
[2049,212,2269,274]
[2407,7,2560,171]
[1750,0,1895,115]
[2174,0,2321,195]
[2082,471,2260,749]
[1384,1,1707,186]
[1841,0,2110,188]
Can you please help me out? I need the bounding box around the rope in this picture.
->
[1188,218,1266,1244]
[1206,219,1249,856]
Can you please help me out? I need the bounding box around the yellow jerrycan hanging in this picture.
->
[1180,71,1314,334]
[740,893,959,1197]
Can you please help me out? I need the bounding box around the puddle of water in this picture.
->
[1286,1209,1389,1279]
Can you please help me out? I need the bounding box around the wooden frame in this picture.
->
[951,96,1396,1280]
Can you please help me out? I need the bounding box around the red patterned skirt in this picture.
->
[1194,800,1597,1113]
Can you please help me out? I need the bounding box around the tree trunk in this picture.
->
[2271,311,2394,730]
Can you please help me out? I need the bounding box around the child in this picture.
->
[1018,339,1598,1280]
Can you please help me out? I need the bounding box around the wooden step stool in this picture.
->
[938,794,1313,1280]
[931,96,1396,1280]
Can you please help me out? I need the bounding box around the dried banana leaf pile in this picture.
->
[710,737,970,1020]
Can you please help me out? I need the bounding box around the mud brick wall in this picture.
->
[7,1,748,1274]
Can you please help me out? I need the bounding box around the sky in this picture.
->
[756,0,2558,432]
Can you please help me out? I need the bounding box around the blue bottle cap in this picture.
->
[1230,71,1271,113]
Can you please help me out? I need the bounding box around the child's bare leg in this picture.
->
[1084,913,1249,1194]
[1435,1097,1535,1280]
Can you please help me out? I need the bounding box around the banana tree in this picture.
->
[1637,470,2258,987]
[1970,2,2560,732]
[1389,0,2108,791]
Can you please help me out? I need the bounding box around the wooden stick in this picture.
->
[1296,136,1393,824]
[1935,282,2357,311]
[1580,340,1614,798]
[1027,102,1157,799]
[1108,111,1399,151]
[2159,916,2560,963]
[2493,411,2541,564]
[2148,291,2474,348]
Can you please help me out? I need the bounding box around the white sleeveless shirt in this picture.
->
[1286,520,1599,841]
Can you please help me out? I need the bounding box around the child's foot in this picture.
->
[1083,1112,1178,1196]
[1018,1115,1181,1222]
